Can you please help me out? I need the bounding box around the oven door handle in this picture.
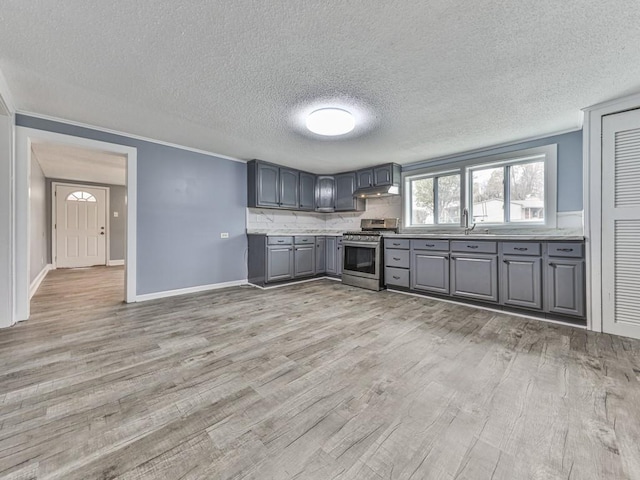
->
[343,241,380,248]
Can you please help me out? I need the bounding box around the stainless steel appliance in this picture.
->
[342,218,399,291]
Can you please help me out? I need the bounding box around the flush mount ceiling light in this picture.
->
[306,108,355,136]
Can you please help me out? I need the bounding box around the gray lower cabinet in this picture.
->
[326,236,337,274]
[411,251,450,294]
[316,237,326,273]
[294,245,315,277]
[501,256,543,309]
[545,259,585,317]
[450,254,498,302]
[299,172,316,210]
[266,245,294,282]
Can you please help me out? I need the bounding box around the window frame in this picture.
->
[402,144,557,231]
[405,169,462,227]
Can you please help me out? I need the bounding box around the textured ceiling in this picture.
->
[32,143,126,186]
[2,1,640,173]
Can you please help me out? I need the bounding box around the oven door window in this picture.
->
[344,245,377,275]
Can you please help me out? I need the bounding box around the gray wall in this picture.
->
[29,155,48,283]
[45,179,126,262]
[403,130,583,212]
[17,115,248,296]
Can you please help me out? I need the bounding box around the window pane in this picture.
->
[509,161,545,222]
[437,174,460,224]
[411,177,434,225]
[471,167,504,223]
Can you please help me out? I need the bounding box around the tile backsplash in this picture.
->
[246,196,402,232]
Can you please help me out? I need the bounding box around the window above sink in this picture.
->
[402,144,558,231]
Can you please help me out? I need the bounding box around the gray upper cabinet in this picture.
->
[501,256,543,310]
[374,164,401,186]
[335,173,365,212]
[299,172,316,210]
[267,245,294,282]
[411,251,449,294]
[279,168,299,209]
[356,169,374,189]
[253,162,280,208]
[451,254,498,302]
[545,259,585,317]
[316,176,335,212]
[316,237,326,273]
[294,245,315,277]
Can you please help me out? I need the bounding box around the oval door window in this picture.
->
[66,191,97,202]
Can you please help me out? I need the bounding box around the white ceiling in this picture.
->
[2,1,640,173]
[31,142,126,186]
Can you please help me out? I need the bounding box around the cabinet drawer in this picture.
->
[548,242,584,258]
[385,249,410,268]
[294,236,315,245]
[385,238,410,250]
[502,242,541,256]
[451,240,497,254]
[411,239,449,251]
[267,236,293,245]
[385,267,409,288]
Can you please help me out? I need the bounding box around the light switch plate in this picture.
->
[113,212,119,217]
[220,232,229,238]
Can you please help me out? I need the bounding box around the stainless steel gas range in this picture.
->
[342,218,399,291]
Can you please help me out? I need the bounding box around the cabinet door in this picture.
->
[316,176,335,211]
[279,168,299,209]
[546,259,585,317]
[335,173,359,211]
[316,237,326,273]
[299,172,316,210]
[326,237,337,274]
[266,246,293,282]
[411,251,449,294]
[257,163,280,207]
[501,256,542,310]
[356,169,373,188]
[451,255,498,302]
[294,245,316,277]
[373,165,393,186]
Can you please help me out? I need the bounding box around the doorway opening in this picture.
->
[15,127,137,322]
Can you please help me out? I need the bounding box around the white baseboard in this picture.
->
[29,264,52,299]
[135,279,249,302]
[107,259,125,266]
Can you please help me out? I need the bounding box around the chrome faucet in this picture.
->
[462,208,476,235]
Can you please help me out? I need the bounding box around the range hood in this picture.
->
[353,184,400,198]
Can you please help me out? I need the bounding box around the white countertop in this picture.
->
[246,230,345,236]
[383,233,584,241]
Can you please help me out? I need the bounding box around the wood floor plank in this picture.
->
[0,266,638,479]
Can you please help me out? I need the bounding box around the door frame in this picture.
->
[15,126,137,321]
[583,91,640,334]
[51,182,111,269]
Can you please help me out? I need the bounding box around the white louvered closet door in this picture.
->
[602,108,640,338]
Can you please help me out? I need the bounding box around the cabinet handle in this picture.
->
[277,240,284,243]
[393,257,401,261]
[504,259,510,264]
[392,275,401,280]
[514,247,528,251]
[425,244,435,247]
[393,242,401,246]
[467,245,479,249]
[549,262,557,267]
[558,248,573,252]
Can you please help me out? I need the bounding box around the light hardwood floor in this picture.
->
[1,267,639,479]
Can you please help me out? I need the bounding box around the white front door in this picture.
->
[55,185,107,268]
[602,108,640,339]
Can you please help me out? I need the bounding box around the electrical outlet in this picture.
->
[220,232,229,239]
[113,211,119,217]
